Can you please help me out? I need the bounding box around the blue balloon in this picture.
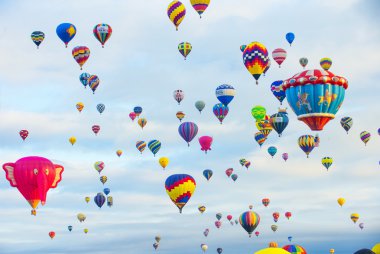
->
[203,169,213,181]
[94,192,106,208]
[215,84,236,106]
[270,80,286,104]
[79,73,90,88]
[134,106,142,115]
[97,103,105,114]
[56,23,76,47]
[268,146,277,158]
[288,236,292,242]
[286,32,295,46]
[270,110,289,137]
[103,188,110,195]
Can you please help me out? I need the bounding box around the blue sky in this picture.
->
[0,0,379,253]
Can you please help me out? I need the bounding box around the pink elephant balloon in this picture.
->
[199,136,213,154]
[2,156,64,215]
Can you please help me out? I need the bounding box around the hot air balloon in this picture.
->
[167,1,186,31]
[77,213,86,222]
[129,112,136,121]
[330,249,335,254]
[322,157,333,170]
[244,160,251,169]
[190,0,210,18]
[240,45,246,52]
[198,205,206,213]
[298,135,316,158]
[360,131,371,145]
[320,57,332,71]
[165,174,196,214]
[282,153,288,161]
[76,102,84,113]
[288,236,292,242]
[203,169,213,181]
[270,109,289,137]
[116,150,123,157]
[94,192,106,208]
[94,161,105,174]
[31,31,45,49]
[178,42,192,60]
[242,41,269,84]
[268,146,277,158]
[195,100,205,113]
[227,215,233,221]
[134,106,142,117]
[92,125,100,135]
[216,213,222,221]
[88,75,100,94]
[273,212,280,222]
[299,57,308,69]
[359,222,364,230]
[251,106,266,122]
[49,231,55,239]
[178,122,199,146]
[254,132,267,147]
[97,103,105,114]
[153,242,159,250]
[79,73,90,88]
[262,198,270,207]
[68,225,73,232]
[93,24,112,48]
[100,176,107,185]
[286,32,295,46]
[269,242,279,248]
[173,90,185,105]
[239,211,260,237]
[56,23,76,47]
[136,141,146,154]
[283,245,307,254]
[351,213,359,223]
[255,231,260,237]
[199,136,213,153]
[271,224,278,232]
[104,188,110,195]
[69,136,76,145]
[372,243,380,254]
[159,157,169,169]
[231,174,238,182]
[354,249,376,254]
[285,212,292,220]
[271,81,286,104]
[107,196,113,207]
[215,220,222,229]
[239,159,246,166]
[2,157,64,216]
[201,244,208,252]
[340,117,353,133]
[213,103,229,124]
[225,168,233,177]
[272,48,287,67]
[256,248,291,254]
[85,197,90,203]
[283,69,348,131]
[217,248,223,254]
[155,236,161,243]
[216,84,235,106]
[249,205,253,210]
[176,111,185,122]
[337,197,345,207]
[19,130,29,141]
[138,118,147,129]
[148,140,161,156]
[84,228,89,234]
[72,46,90,70]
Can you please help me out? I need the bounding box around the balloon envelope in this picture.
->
[165,174,196,213]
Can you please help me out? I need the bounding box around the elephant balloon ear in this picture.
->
[2,163,17,186]
[51,164,64,188]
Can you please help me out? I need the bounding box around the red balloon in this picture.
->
[129,112,136,121]
[262,198,270,207]
[198,136,213,154]
[92,125,100,135]
[255,231,260,237]
[49,231,55,239]
[227,215,233,221]
[285,211,292,220]
[225,168,233,177]
[2,156,64,215]
[19,130,29,141]
[273,212,280,222]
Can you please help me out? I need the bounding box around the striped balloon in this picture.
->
[165,174,196,213]
[190,0,210,18]
[270,109,289,137]
[242,41,269,84]
[272,48,287,67]
[215,84,235,106]
[92,125,100,135]
[31,31,45,48]
[148,140,161,156]
[167,1,186,31]
[320,57,332,71]
[213,103,229,124]
[254,132,267,147]
[263,59,271,76]
[93,24,112,48]
[94,192,106,208]
[88,75,100,94]
[178,42,192,60]
[138,118,147,129]
[360,131,371,145]
[239,211,260,237]
[96,103,105,114]
[340,117,353,133]
[136,141,146,154]
[178,122,198,146]
[176,111,185,122]
[282,245,307,254]
[298,135,316,158]
[322,157,333,170]
[72,46,90,70]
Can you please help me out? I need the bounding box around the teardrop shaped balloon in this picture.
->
[94,192,106,208]
[129,112,136,121]
[92,125,100,135]
[56,23,76,47]
[360,131,370,145]
[242,41,269,84]
[240,45,246,52]
[165,174,196,213]
[350,213,359,223]
[94,161,105,174]
[215,220,222,229]
[167,1,186,31]
[133,106,142,117]
[231,174,238,182]
[148,140,161,157]
[285,211,292,220]
[88,75,100,94]
[116,150,122,157]
[285,32,295,46]
[272,48,287,68]
[213,103,229,124]
[178,122,198,146]
[340,117,353,133]
[270,109,289,137]
[337,197,345,207]
[239,211,260,237]
[136,141,146,154]
[298,135,316,158]
[159,157,169,169]
[273,212,280,222]
[195,100,205,113]
[19,130,29,141]
[198,205,206,213]
[72,46,90,70]
[79,73,90,88]
[31,31,45,49]
[176,111,185,122]
[262,198,270,207]
[69,136,76,145]
[49,231,56,239]
[268,146,277,158]
[76,102,84,113]
[270,81,286,104]
[68,225,73,232]
[178,42,192,60]
[320,57,332,71]
[93,24,112,48]
[299,57,308,69]
[215,84,235,106]
[173,90,184,105]
[190,0,210,18]
[271,224,278,232]
[282,153,288,161]
[321,157,333,170]
[100,175,107,185]
[103,188,110,195]
[203,169,213,181]
[216,213,222,221]
[96,103,105,114]
[254,132,267,147]
[138,118,147,129]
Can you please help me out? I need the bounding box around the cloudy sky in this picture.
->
[0,0,379,253]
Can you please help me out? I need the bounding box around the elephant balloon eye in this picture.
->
[45,169,49,175]
[33,168,39,175]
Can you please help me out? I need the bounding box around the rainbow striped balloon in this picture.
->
[239,211,260,237]
[87,75,99,94]
[298,135,316,158]
[165,174,196,213]
[190,0,210,18]
[283,244,307,254]
[242,41,269,84]
[320,57,332,71]
[136,141,146,154]
[72,46,90,70]
[178,122,198,146]
[167,1,186,31]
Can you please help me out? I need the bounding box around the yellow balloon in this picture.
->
[84,228,88,234]
[77,213,86,222]
[372,243,380,254]
[69,136,76,145]
[337,197,345,207]
[138,118,147,129]
[350,213,359,223]
[255,248,291,254]
[167,1,186,31]
[159,157,169,169]
[76,102,84,112]
[330,249,335,254]
[85,197,90,203]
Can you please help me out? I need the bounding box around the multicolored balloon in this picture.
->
[216,213,222,221]
[320,57,332,71]
[134,106,142,117]
[19,130,29,141]
[94,192,106,208]
[283,245,307,254]
[270,109,289,137]
[272,48,287,67]
[136,141,146,154]
[286,32,295,46]
[195,100,205,113]
[173,90,184,105]
[340,117,353,133]
[165,174,196,213]
[107,196,113,207]
[213,103,229,124]
[79,73,90,88]
[254,132,267,147]
[88,75,100,94]
[270,81,286,104]
[240,45,246,52]
[351,213,359,223]
[322,157,333,170]
[93,24,112,48]
[199,136,213,153]
[178,122,199,146]
[263,59,271,76]
[138,118,147,129]
[198,205,206,213]
[299,57,308,69]
[178,42,192,60]
[94,161,105,174]
[215,220,222,229]
[56,23,76,47]
[72,46,90,70]
[31,31,45,49]
[262,198,270,207]
[76,102,84,113]
[273,212,280,223]
[97,103,105,114]
[215,84,235,106]
[203,169,213,181]
[167,1,186,31]
[116,150,123,157]
[298,135,316,158]
[242,41,269,84]
[239,211,260,237]
[92,125,100,135]
[176,111,185,122]
[190,0,210,18]
[360,131,371,145]
[148,140,161,156]
[100,175,107,185]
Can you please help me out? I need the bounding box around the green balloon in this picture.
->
[251,105,266,121]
